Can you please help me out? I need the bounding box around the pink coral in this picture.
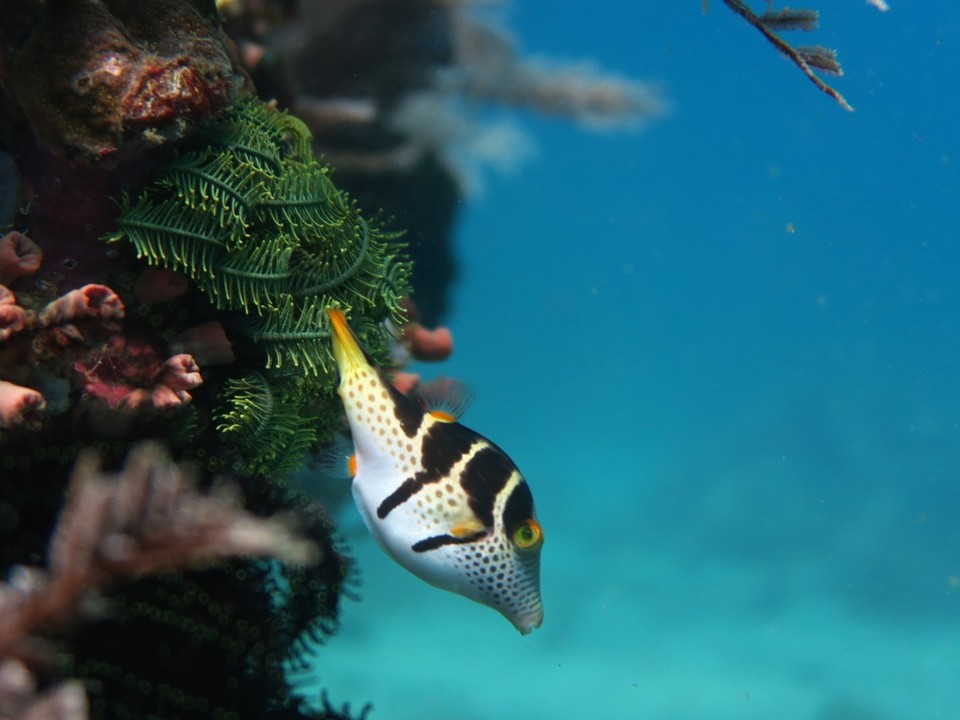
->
[403,323,453,362]
[0,380,46,429]
[1,283,125,342]
[0,232,43,286]
[38,284,124,327]
[398,296,454,362]
[0,280,131,430]
[74,336,202,411]
[147,354,202,409]
[391,371,422,397]
[0,286,27,341]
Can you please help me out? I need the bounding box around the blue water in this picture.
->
[308,3,960,718]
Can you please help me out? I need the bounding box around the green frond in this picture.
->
[111,197,229,278]
[374,253,414,326]
[198,117,283,177]
[289,216,375,297]
[261,414,321,477]
[216,372,320,477]
[256,163,347,236]
[207,234,295,313]
[200,113,285,178]
[273,110,314,162]
[158,151,269,242]
[241,296,334,378]
[227,96,291,153]
[216,372,277,443]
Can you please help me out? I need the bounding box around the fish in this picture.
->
[326,308,544,634]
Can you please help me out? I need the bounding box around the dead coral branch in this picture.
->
[711,0,854,111]
[0,659,87,720]
[0,443,317,660]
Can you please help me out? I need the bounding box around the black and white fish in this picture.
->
[327,308,544,634]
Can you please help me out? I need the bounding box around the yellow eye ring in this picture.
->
[513,519,543,550]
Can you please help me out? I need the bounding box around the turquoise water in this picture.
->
[308,3,960,718]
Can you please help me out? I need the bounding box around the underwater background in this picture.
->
[306,2,960,719]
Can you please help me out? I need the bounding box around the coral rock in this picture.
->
[9,0,247,164]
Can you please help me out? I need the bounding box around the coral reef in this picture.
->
[1,4,389,718]
[0,1,659,718]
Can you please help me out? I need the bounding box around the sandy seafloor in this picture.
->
[302,2,960,718]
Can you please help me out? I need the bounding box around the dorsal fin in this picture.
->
[414,376,474,422]
[311,428,355,479]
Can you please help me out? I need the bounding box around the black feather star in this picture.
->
[106,96,411,476]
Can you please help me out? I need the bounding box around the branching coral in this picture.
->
[0,443,317,720]
[0,660,87,720]
[0,413,356,720]
[0,443,316,658]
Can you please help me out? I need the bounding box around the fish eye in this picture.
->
[512,519,543,550]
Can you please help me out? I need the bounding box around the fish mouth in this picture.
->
[511,607,544,635]
[327,308,366,374]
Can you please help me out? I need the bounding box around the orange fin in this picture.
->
[312,429,355,479]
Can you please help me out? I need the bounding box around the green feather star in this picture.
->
[106,96,411,476]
